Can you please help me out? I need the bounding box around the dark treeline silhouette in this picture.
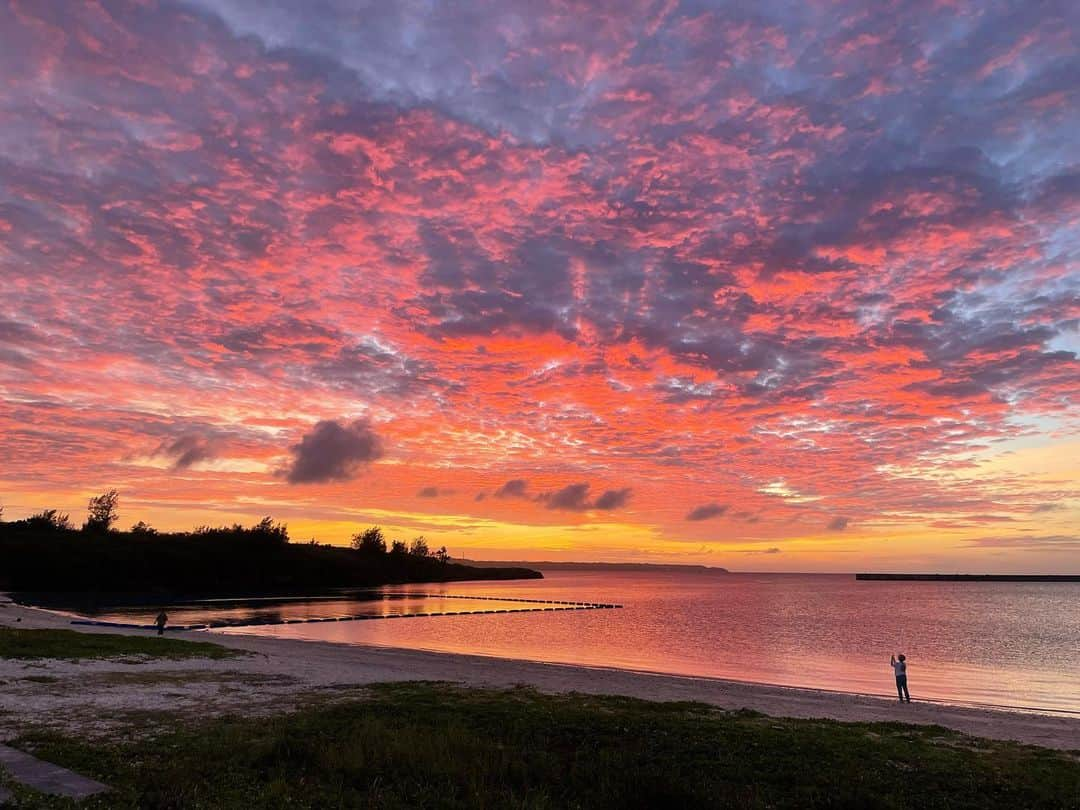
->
[0,493,541,599]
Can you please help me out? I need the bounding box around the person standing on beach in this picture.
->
[155,609,168,636]
[891,654,911,703]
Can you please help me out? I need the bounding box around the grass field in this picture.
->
[0,628,242,661]
[5,682,1078,808]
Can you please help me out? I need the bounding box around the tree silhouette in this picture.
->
[28,509,71,530]
[0,506,543,592]
[351,526,387,555]
[84,489,119,533]
[252,516,289,544]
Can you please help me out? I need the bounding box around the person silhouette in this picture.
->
[891,653,911,703]
[155,609,168,636]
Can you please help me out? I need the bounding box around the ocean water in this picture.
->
[98,571,1080,714]
[76,592,610,628]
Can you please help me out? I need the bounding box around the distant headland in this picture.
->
[462,560,729,573]
[856,573,1080,582]
[0,494,541,599]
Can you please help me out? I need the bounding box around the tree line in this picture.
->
[350,526,450,563]
[1,490,449,562]
[3,488,124,534]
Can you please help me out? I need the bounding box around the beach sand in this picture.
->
[2,598,1077,751]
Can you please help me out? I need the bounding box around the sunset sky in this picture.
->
[1,0,1077,572]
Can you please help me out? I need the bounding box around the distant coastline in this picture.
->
[0,515,543,599]
[856,574,1080,582]
[461,560,729,573]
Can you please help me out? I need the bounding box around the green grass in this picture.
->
[0,628,242,661]
[5,683,1079,809]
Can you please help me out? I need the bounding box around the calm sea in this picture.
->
[92,570,1080,714]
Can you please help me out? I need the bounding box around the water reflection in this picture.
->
[218,572,1080,714]
[71,590,614,629]
[62,572,1080,713]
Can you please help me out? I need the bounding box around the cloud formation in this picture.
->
[541,483,592,511]
[418,486,453,498]
[0,0,1075,566]
[285,420,384,484]
[541,483,631,511]
[494,479,530,499]
[594,488,632,510]
[966,535,1080,549]
[687,503,728,522]
[155,435,215,470]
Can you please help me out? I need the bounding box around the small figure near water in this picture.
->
[891,653,911,703]
[154,609,168,636]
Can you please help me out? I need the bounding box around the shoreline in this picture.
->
[205,632,1080,750]
[217,625,1080,720]
[23,596,1077,719]
[2,598,1079,751]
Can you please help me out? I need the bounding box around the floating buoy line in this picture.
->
[69,594,622,631]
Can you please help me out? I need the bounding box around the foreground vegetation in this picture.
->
[0,494,540,595]
[0,629,241,661]
[6,683,1078,809]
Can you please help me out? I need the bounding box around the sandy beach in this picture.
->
[2,597,1077,752]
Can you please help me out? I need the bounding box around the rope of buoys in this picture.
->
[69,598,622,631]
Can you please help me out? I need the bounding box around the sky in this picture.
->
[0,0,1077,572]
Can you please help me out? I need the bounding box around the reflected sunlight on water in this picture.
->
[98,571,1078,713]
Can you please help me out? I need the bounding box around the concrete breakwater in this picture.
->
[856,573,1080,582]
